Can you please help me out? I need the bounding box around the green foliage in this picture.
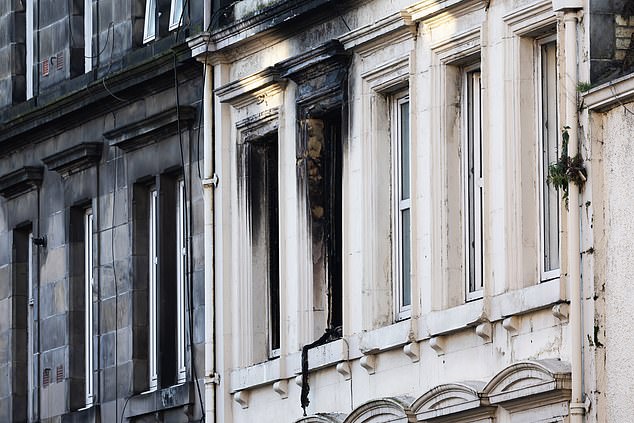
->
[547,126,587,208]
[576,81,592,92]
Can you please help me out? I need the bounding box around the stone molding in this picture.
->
[0,166,44,199]
[125,382,193,418]
[215,68,287,109]
[42,142,102,177]
[295,413,347,423]
[104,106,196,152]
[298,360,571,423]
[343,397,415,423]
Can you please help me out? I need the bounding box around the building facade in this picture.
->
[190,0,630,422]
[2,0,634,422]
[0,0,207,421]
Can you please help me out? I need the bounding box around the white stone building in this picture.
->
[189,0,633,421]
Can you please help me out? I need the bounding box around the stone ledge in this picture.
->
[104,106,196,152]
[42,142,103,177]
[0,166,44,199]
[125,382,193,418]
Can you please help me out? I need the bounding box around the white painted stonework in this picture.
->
[193,0,610,421]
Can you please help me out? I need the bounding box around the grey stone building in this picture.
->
[0,0,208,421]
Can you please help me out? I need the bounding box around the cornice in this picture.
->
[0,166,44,199]
[406,0,487,26]
[0,51,200,158]
[42,142,103,177]
[339,11,416,55]
[215,67,287,109]
[104,106,196,152]
[504,0,556,36]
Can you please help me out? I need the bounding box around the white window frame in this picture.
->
[169,0,185,31]
[26,0,33,99]
[84,209,95,406]
[143,0,157,44]
[27,231,35,421]
[84,0,92,73]
[148,188,158,391]
[463,65,484,301]
[537,35,561,281]
[176,180,187,383]
[392,94,412,320]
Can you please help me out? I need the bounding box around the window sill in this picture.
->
[125,382,193,418]
[425,298,485,337]
[228,279,566,393]
[230,338,349,393]
[358,318,412,354]
[489,277,565,321]
[61,404,100,423]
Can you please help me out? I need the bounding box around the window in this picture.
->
[169,0,185,31]
[11,226,35,421]
[143,0,157,43]
[26,0,33,99]
[176,179,186,382]
[148,187,159,390]
[84,209,95,406]
[25,229,35,421]
[305,113,343,337]
[393,95,411,319]
[539,38,560,280]
[84,0,92,73]
[247,135,280,359]
[141,174,185,391]
[464,66,484,300]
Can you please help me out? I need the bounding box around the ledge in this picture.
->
[489,278,565,321]
[583,72,634,112]
[125,383,193,418]
[358,319,411,354]
[426,299,485,337]
[104,106,196,152]
[230,357,281,393]
[0,166,44,199]
[61,405,100,423]
[42,142,103,177]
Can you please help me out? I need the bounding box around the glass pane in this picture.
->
[400,101,410,200]
[401,208,411,307]
[542,42,560,272]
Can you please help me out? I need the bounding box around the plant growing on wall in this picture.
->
[548,126,587,208]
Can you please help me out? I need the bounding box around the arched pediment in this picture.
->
[295,413,346,423]
[411,381,490,421]
[343,396,414,423]
[482,359,571,406]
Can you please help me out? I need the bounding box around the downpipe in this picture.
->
[562,10,585,423]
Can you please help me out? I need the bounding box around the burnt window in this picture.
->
[247,134,280,359]
[305,111,343,336]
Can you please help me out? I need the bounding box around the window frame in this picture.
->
[463,64,484,301]
[84,0,92,73]
[143,0,157,44]
[246,135,281,360]
[27,230,35,421]
[168,0,185,31]
[392,93,412,320]
[148,187,159,391]
[84,208,95,406]
[26,0,33,99]
[537,35,561,282]
[176,179,187,383]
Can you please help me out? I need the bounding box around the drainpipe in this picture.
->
[554,3,584,421]
[202,2,217,423]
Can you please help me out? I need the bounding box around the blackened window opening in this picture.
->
[248,135,280,355]
[306,111,343,334]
